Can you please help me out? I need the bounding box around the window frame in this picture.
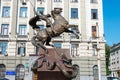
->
[17,42,26,55]
[1,24,9,35]
[92,43,97,56]
[70,26,79,39]
[92,26,97,38]
[15,64,25,80]
[0,64,6,78]
[38,25,45,29]
[71,8,78,19]
[37,7,44,14]
[0,42,8,55]
[54,43,61,48]
[19,7,28,18]
[54,0,62,2]
[2,6,10,17]
[71,0,78,3]
[93,65,98,80]
[91,9,98,19]
[18,25,27,35]
[71,43,79,57]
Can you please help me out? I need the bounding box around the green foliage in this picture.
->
[105,44,111,75]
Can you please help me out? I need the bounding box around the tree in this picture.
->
[105,44,111,75]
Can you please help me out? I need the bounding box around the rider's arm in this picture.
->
[39,14,54,29]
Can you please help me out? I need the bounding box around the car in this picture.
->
[107,77,120,80]
[0,78,9,80]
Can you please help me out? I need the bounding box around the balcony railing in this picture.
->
[17,35,28,38]
[0,35,9,38]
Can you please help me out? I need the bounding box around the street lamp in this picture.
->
[96,22,101,80]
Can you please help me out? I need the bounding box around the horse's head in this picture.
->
[51,8,62,19]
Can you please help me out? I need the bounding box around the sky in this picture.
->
[103,0,120,46]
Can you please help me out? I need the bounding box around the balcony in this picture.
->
[0,34,9,40]
[52,36,63,42]
[16,35,28,41]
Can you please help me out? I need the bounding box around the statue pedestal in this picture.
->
[32,48,72,80]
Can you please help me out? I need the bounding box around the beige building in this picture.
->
[109,43,120,77]
[0,0,106,80]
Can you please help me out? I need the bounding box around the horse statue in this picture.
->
[29,8,80,79]
[29,8,79,54]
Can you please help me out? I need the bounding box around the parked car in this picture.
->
[107,77,120,80]
[0,78,9,80]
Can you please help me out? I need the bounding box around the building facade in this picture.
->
[109,43,120,77]
[0,0,106,80]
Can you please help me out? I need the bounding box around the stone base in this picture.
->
[32,48,72,80]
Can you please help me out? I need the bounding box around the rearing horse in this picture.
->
[30,8,79,53]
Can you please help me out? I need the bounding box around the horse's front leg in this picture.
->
[65,29,79,39]
[31,36,48,54]
[37,41,49,54]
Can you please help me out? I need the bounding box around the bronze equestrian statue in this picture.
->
[29,8,79,53]
[29,8,79,79]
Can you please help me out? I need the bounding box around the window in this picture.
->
[1,24,9,35]
[71,26,79,33]
[93,65,98,80]
[15,64,25,80]
[91,9,98,19]
[90,0,97,3]
[2,7,10,17]
[37,0,45,2]
[92,26,97,38]
[39,25,44,29]
[37,7,44,14]
[18,25,27,35]
[0,42,8,54]
[71,0,78,2]
[20,7,27,17]
[93,44,97,56]
[70,26,79,39]
[18,43,26,55]
[71,44,79,57]
[0,64,6,78]
[54,43,61,48]
[71,8,78,19]
[54,0,62,2]
[25,63,29,72]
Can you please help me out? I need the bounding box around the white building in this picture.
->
[109,43,120,77]
[0,0,106,80]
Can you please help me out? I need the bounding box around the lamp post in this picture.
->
[96,22,101,80]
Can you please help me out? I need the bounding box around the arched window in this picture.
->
[0,64,6,78]
[93,65,98,80]
[15,64,25,80]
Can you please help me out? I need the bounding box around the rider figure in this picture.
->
[29,11,53,46]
